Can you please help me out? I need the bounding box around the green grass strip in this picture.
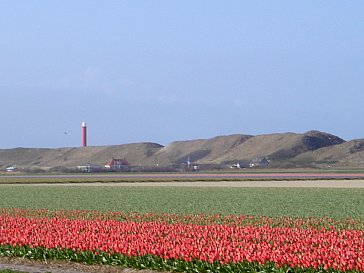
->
[0,186,364,220]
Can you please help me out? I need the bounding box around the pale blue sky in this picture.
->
[0,1,363,148]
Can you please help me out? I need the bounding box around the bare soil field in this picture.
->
[0,257,162,273]
[7,179,364,188]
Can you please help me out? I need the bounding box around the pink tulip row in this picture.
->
[1,208,363,230]
[0,214,363,272]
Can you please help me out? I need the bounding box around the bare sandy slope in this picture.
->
[6,179,364,188]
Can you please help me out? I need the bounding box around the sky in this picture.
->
[0,1,363,148]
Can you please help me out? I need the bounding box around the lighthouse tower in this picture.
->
[81,122,87,147]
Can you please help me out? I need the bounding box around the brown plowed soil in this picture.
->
[0,257,163,273]
[8,179,364,188]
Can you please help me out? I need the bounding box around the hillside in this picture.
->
[0,143,163,171]
[1,130,362,171]
[293,139,364,167]
[151,134,253,165]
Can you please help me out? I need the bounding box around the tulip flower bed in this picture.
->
[0,209,363,273]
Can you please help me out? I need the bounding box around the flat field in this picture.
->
[0,184,363,219]
[1,175,364,273]
[1,170,364,184]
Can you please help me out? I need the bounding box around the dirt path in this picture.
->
[4,179,364,188]
[0,257,162,273]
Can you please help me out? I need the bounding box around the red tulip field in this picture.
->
[0,208,363,272]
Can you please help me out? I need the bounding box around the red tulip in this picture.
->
[0,209,363,271]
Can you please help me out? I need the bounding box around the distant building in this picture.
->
[230,163,241,169]
[77,163,106,173]
[249,157,270,168]
[76,164,93,173]
[105,158,130,171]
[5,166,17,172]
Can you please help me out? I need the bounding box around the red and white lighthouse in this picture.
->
[81,122,87,147]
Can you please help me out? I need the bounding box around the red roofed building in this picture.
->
[105,158,130,171]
